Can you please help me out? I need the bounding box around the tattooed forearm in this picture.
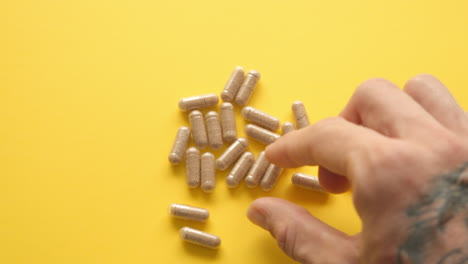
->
[397,162,468,264]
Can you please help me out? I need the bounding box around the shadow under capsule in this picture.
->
[181,240,221,259]
[284,183,329,205]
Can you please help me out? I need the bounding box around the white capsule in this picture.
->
[281,122,295,135]
[221,66,245,102]
[168,126,191,165]
[201,152,216,193]
[235,70,261,106]
[185,147,200,188]
[245,124,280,145]
[241,106,280,131]
[180,227,221,249]
[170,203,209,222]
[245,151,270,188]
[220,102,237,143]
[226,152,255,188]
[216,137,249,171]
[189,110,208,149]
[178,94,219,112]
[291,173,325,193]
[260,164,283,191]
[292,101,310,129]
[205,111,223,150]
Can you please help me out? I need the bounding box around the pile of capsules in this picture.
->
[168,66,326,249]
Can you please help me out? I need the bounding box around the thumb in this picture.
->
[247,197,359,264]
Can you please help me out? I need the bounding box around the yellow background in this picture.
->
[2,1,468,263]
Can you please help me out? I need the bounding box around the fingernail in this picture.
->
[247,206,267,228]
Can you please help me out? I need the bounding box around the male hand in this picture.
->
[247,75,468,263]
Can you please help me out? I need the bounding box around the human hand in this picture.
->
[247,75,468,263]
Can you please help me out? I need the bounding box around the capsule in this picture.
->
[216,137,249,171]
[226,152,255,188]
[221,66,245,102]
[220,102,237,143]
[189,110,208,149]
[260,164,283,191]
[291,173,325,193]
[170,203,209,222]
[168,126,191,165]
[234,70,261,106]
[179,94,219,112]
[245,124,280,145]
[292,101,310,129]
[241,106,280,131]
[281,122,295,135]
[205,111,223,150]
[201,152,215,193]
[245,151,270,188]
[180,227,221,249]
[185,147,200,188]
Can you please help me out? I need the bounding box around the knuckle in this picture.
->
[352,78,399,110]
[403,73,438,93]
[356,77,396,96]
[432,130,468,162]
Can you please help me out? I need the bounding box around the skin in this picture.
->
[246,74,468,263]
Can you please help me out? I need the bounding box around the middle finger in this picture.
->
[340,78,443,142]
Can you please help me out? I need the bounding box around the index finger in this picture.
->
[265,117,387,179]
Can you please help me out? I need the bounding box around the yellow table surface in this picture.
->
[2,1,468,263]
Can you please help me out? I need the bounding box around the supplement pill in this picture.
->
[189,110,208,149]
[178,94,219,112]
[241,106,280,131]
[281,122,295,135]
[205,111,223,150]
[221,66,245,102]
[220,102,237,143]
[245,124,280,145]
[168,126,191,165]
[292,101,310,129]
[260,164,283,191]
[185,147,200,188]
[291,173,325,193]
[245,151,270,188]
[201,152,216,193]
[235,70,261,106]
[170,203,209,222]
[226,151,255,188]
[180,227,221,249]
[216,137,249,171]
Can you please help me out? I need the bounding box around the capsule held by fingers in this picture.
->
[216,137,249,171]
[179,94,219,112]
[245,124,280,145]
[201,152,216,193]
[220,102,237,143]
[281,122,295,135]
[170,203,209,222]
[185,147,201,188]
[235,70,261,106]
[292,101,310,129]
[245,151,270,188]
[168,126,191,165]
[180,227,221,249]
[189,110,208,149]
[260,164,283,191]
[242,106,280,131]
[226,151,255,188]
[221,66,245,102]
[205,111,223,150]
[291,173,325,193]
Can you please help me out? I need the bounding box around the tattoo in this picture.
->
[397,162,468,264]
